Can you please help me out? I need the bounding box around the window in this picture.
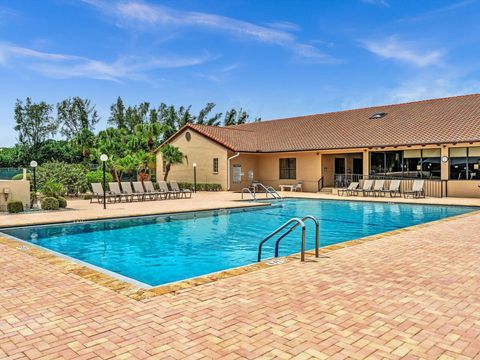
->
[421,149,441,179]
[369,112,387,119]
[162,160,167,173]
[403,149,422,178]
[369,151,402,176]
[213,158,219,173]
[450,147,480,180]
[279,158,296,179]
[370,149,441,179]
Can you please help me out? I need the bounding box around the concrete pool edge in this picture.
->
[2,208,479,301]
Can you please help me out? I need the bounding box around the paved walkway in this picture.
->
[1,209,480,359]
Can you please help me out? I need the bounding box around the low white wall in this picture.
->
[0,180,31,211]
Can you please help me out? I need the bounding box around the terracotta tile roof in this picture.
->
[177,94,480,152]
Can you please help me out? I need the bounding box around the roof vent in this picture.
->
[369,112,387,119]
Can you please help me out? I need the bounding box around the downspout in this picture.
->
[227,152,240,191]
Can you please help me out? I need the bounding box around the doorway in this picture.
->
[353,158,363,175]
[334,158,345,175]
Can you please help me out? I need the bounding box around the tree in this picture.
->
[196,103,222,126]
[57,97,99,139]
[14,98,57,163]
[160,144,184,181]
[224,108,249,126]
[72,128,95,161]
[124,102,150,132]
[108,96,126,129]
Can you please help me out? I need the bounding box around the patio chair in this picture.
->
[351,179,374,196]
[365,180,385,197]
[121,181,143,202]
[144,181,166,200]
[338,182,359,196]
[90,183,116,203]
[404,180,425,199]
[108,182,129,203]
[157,180,180,199]
[380,179,401,197]
[169,180,192,198]
[132,181,155,201]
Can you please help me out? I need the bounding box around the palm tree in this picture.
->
[72,128,95,161]
[160,144,184,181]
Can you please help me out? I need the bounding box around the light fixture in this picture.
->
[30,160,38,168]
[100,154,108,162]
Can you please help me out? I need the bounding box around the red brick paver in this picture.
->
[1,213,480,359]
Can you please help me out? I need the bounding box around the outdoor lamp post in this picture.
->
[100,154,108,209]
[193,163,197,193]
[30,160,38,207]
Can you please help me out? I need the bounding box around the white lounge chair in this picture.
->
[109,182,129,203]
[143,181,166,200]
[404,180,425,198]
[157,180,180,199]
[169,180,192,198]
[338,182,359,196]
[365,180,385,197]
[380,179,401,197]
[121,181,143,202]
[90,183,116,203]
[132,181,155,201]
[351,179,374,196]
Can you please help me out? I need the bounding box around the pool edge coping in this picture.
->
[1,208,479,301]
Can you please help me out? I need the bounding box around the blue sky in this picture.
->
[1,0,480,146]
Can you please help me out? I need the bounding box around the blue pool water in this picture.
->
[1,199,476,287]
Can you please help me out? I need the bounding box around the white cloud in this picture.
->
[0,42,213,81]
[83,0,337,63]
[361,0,389,7]
[362,36,444,67]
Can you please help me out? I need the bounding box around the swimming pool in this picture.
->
[1,199,476,287]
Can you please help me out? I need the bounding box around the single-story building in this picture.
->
[156,94,480,198]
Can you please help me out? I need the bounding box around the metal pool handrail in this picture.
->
[274,215,320,259]
[257,217,306,262]
[241,187,256,200]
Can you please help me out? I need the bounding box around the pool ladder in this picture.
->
[241,182,282,200]
[257,215,319,262]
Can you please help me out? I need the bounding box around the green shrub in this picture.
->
[36,161,88,195]
[41,180,65,198]
[7,201,24,213]
[57,196,67,208]
[86,170,113,189]
[30,191,37,207]
[83,193,93,200]
[41,197,59,211]
[11,173,32,181]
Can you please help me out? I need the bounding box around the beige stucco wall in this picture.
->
[228,152,259,192]
[156,129,228,189]
[447,181,480,198]
[253,152,322,192]
[157,131,480,197]
[0,180,30,211]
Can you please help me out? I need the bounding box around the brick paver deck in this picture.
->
[1,212,480,359]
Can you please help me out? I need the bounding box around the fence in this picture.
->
[0,168,24,180]
[334,173,447,198]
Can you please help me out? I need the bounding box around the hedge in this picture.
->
[41,197,59,211]
[11,173,32,181]
[177,182,222,191]
[7,201,24,213]
[57,196,67,208]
